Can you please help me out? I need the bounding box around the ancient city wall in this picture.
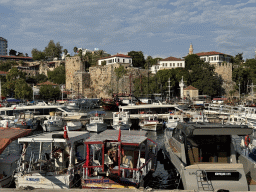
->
[213,62,232,82]
[65,56,84,90]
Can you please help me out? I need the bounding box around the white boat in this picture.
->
[86,116,107,132]
[66,120,82,131]
[112,112,131,130]
[42,115,64,132]
[164,122,253,191]
[0,127,31,188]
[165,114,183,130]
[139,115,163,131]
[0,119,15,128]
[190,114,209,123]
[15,131,90,189]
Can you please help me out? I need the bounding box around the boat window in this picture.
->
[187,135,231,165]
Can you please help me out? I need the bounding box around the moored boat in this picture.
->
[139,115,163,131]
[163,122,253,191]
[81,130,158,189]
[15,130,90,189]
[112,112,131,130]
[0,127,31,188]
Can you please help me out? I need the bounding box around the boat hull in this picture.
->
[42,124,63,132]
[86,123,107,132]
[140,123,163,131]
[15,174,73,189]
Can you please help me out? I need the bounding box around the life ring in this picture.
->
[22,121,26,126]
[245,135,251,147]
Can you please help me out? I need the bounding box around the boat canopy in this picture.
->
[85,130,148,145]
[0,127,32,154]
[18,131,89,144]
[175,122,253,136]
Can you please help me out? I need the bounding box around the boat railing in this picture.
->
[83,157,153,184]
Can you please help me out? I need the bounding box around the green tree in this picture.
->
[63,49,68,55]
[185,54,204,70]
[233,53,244,65]
[73,47,78,55]
[128,51,145,68]
[2,68,29,98]
[31,48,46,61]
[39,85,61,100]
[0,61,13,71]
[47,65,65,84]
[14,79,32,99]
[44,40,63,60]
[145,56,162,69]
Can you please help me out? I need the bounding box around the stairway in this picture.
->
[196,170,214,191]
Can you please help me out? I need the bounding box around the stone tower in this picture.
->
[189,43,193,55]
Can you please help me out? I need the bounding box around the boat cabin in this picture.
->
[82,130,158,189]
[15,131,90,189]
[165,122,253,191]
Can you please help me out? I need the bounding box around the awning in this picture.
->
[0,128,32,154]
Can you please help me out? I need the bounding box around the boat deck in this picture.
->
[86,130,148,144]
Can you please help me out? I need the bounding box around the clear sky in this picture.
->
[1,0,256,60]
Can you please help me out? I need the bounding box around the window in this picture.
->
[123,59,125,63]
[173,63,175,67]
[214,57,216,61]
[177,63,179,67]
[180,63,182,67]
[118,58,120,62]
[170,63,172,67]
[129,60,131,63]
[115,58,116,62]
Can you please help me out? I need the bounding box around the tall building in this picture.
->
[0,37,7,55]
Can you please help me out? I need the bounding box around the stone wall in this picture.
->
[88,64,148,98]
[212,62,232,82]
[65,56,84,91]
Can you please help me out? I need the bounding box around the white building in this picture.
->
[150,56,185,74]
[195,51,232,64]
[0,37,7,56]
[97,54,132,67]
[77,48,92,56]
[61,53,71,60]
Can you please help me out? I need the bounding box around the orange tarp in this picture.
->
[0,127,32,154]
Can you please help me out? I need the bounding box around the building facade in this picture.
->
[97,54,132,67]
[183,85,198,99]
[151,56,185,74]
[195,51,233,82]
[0,37,7,56]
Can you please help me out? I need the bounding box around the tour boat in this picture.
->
[112,112,131,130]
[139,115,163,131]
[81,130,158,189]
[0,127,31,188]
[164,122,253,191]
[15,129,90,189]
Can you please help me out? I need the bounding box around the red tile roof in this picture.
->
[99,54,131,60]
[0,55,33,59]
[37,81,58,86]
[184,85,198,90]
[195,51,232,57]
[160,56,184,61]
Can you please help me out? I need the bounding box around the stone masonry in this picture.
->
[65,56,148,98]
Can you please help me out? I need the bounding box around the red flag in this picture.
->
[118,128,121,142]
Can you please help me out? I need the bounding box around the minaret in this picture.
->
[189,43,193,55]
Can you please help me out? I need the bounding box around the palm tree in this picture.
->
[63,49,68,55]
[73,47,78,55]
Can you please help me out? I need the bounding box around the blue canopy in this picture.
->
[6,98,20,102]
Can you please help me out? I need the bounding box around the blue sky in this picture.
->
[1,0,256,60]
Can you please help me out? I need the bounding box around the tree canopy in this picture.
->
[47,65,65,84]
[44,40,63,60]
[39,85,61,100]
[128,51,145,68]
[31,48,46,61]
